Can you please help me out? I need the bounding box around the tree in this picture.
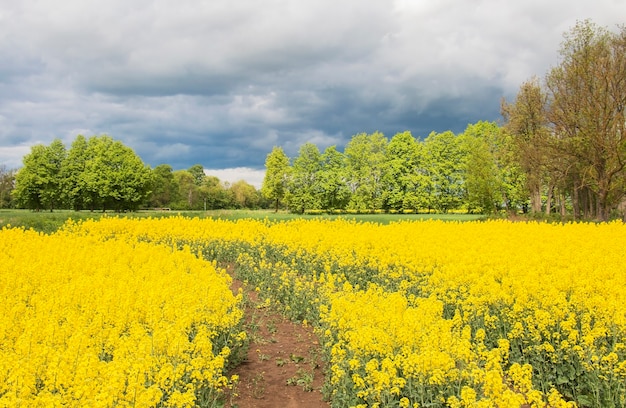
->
[147,164,178,208]
[403,141,434,212]
[318,146,350,211]
[0,165,15,208]
[459,121,517,214]
[261,146,291,212]
[201,176,232,210]
[501,77,551,214]
[230,180,260,209]
[286,143,322,213]
[61,135,89,210]
[82,135,151,211]
[382,131,421,211]
[40,139,67,211]
[344,132,388,211]
[173,170,198,209]
[188,164,206,186]
[546,20,626,220]
[13,139,66,211]
[423,131,465,212]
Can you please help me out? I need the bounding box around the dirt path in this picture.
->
[226,278,329,408]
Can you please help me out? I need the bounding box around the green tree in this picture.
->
[423,131,465,212]
[146,164,178,208]
[287,143,322,213]
[546,20,626,220]
[496,131,529,214]
[13,146,45,210]
[173,170,198,209]
[501,77,550,214]
[201,176,232,210]
[13,139,67,211]
[344,132,388,211]
[0,165,16,208]
[382,131,423,212]
[61,135,89,210]
[459,121,513,214]
[261,146,291,212]
[402,141,434,212]
[41,139,67,210]
[230,180,260,209]
[318,146,350,211]
[188,164,206,186]
[82,135,151,211]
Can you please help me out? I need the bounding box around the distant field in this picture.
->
[0,209,485,233]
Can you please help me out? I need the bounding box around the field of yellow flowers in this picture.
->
[3,216,626,407]
[0,223,246,407]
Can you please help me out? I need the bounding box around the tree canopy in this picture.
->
[261,125,523,215]
[261,146,291,212]
[8,135,267,212]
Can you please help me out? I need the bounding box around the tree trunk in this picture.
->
[530,182,542,214]
[572,185,580,219]
[545,184,553,215]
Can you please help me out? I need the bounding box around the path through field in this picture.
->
[226,277,329,408]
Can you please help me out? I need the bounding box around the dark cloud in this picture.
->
[1,0,625,185]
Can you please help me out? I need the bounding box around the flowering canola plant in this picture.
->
[11,216,626,407]
[0,224,244,407]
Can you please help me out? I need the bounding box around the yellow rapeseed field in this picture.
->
[3,216,625,407]
[0,223,244,407]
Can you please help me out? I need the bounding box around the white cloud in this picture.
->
[204,167,266,189]
[0,145,33,169]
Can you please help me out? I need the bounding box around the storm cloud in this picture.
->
[1,0,624,185]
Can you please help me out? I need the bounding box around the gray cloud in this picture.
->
[1,0,625,185]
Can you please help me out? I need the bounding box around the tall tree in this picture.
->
[13,145,46,210]
[318,146,350,211]
[403,141,434,212]
[61,135,89,210]
[147,164,178,208]
[460,126,500,214]
[261,146,291,212]
[502,77,551,214]
[82,135,151,211]
[344,132,388,211]
[546,20,626,220]
[201,176,232,210]
[0,165,16,208]
[188,164,206,186]
[382,131,421,212]
[41,139,67,211]
[13,139,66,211]
[423,131,465,212]
[287,143,322,213]
[173,170,198,209]
[460,121,520,214]
[230,180,260,209]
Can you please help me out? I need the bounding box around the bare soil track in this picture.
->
[226,278,329,408]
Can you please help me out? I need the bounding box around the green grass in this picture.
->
[205,209,485,223]
[0,208,485,233]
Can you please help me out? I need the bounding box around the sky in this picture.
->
[0,1,624,188]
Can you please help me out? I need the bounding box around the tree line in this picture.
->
[3,135,267,212]
[502,20,626,221]
[261,123,524,215]
[262,20,626,221]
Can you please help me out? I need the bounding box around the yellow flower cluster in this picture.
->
[0,224,244,407]
[37,216,626,407]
